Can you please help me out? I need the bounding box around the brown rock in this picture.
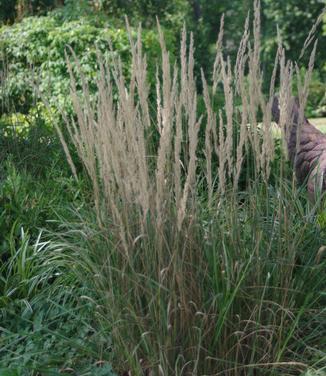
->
[272,96,326,198]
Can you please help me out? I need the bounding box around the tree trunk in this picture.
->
[190,0,201,21]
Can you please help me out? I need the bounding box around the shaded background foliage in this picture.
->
[0,14,173,114]
[1,0,325,65]
[0,0,325,118]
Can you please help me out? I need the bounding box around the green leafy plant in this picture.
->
[0,13,175,116]
[0,226,114,373]
[0,167,115,373]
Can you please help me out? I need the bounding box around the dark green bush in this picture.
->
[0,13,175,115]
[291,68,326,118]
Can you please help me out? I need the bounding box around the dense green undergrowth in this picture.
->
[0,120,116,373]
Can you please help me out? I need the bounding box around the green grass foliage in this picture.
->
[0,138,115,374]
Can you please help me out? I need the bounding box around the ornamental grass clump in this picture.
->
[55,1,326,374]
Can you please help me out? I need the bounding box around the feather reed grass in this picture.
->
[54,2,326,374]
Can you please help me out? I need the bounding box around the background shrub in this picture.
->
[0,13,175,115]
